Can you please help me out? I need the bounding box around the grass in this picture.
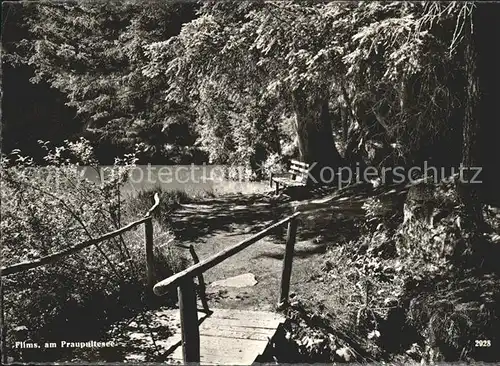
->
[5,186,192,363]
[288,182,500,363]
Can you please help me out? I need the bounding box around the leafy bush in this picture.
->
[260,152,287,178]
[362,195,405,233]
[125,187,190,226]
[277,298,373,363]
[402,271,500,363]
[1,140,186,362]
[305,180,500,363]
[363,197,387,222]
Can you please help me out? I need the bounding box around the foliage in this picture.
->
[301,178,500,362]
[0,140,184,362]
[279,297,372,363]
[6,1,484,173]
[125,187,189,226]
[142,1,475,171]
[12,1,201,163]
[142,1,330,167]
[1,1,82,160]
[363,198,389,222]
[403,272,500,363]
[260,152,287,178]
[5,0,497,186]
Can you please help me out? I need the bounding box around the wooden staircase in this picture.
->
[154,212,301,364]
[165,308,285,365]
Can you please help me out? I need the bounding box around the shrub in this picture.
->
[125,186,190,226]
[362,195,404,230]
[403,272,500,362]
[315,180,500,362]
[1,140,186,362]
[260,152,287,178]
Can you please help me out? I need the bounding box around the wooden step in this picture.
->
[166,308,285,365]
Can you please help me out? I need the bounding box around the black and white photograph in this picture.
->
[1,1,500,364]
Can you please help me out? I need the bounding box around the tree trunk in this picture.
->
[477,4,500,207]
[292,88,343,181]
[457,6,484,231]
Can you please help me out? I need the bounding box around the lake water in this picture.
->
[79,165,270,196]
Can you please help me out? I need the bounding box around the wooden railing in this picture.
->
[0,194,161,363]
[153,210,301,363]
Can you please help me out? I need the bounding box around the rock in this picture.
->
[336,346,353,361]
[313,235,325,244]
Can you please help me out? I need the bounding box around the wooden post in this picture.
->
[144,218,154,294]
[178,278,200,363]
[189,245,211,314]
[278,217,298,308]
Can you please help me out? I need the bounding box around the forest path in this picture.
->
[168,187,374,311]
[108,184,408,362]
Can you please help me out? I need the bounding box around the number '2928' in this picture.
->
[475,340,491,347]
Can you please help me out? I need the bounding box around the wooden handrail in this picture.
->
[1,193,160,277]
[153,211,301,296]
[1,192,161,363]
[188,245,211,314]
[155,210,301,364]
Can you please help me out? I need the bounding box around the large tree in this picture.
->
[17,0,199,163]
[14,0,498,199]
[1,2,81,160]
[143,2,486,175]
[144,2,346,172]
[456,2,500,229]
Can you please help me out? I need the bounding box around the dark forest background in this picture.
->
[2,2,499,205]
[2,2,500,364]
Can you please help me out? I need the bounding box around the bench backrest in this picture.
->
[289,159,310,183]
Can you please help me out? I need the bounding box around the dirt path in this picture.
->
[107,184,409,362]
[168,191,367,311]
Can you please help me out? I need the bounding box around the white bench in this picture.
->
[270,159,311,194]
